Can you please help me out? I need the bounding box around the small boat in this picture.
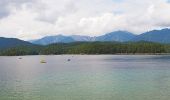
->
[40,60,46,63]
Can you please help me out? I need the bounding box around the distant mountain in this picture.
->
[70,35,94,41]
[32,35,75,45]
[96,31,136,42]
[29,29,170,45]
[132,28,170,43]
[0,37,33,49]
[31,31,136,45]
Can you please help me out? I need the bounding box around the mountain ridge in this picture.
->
[30,29,170,45]
[1,28,170,48]
[30,31,136,45]
[0,37,34,49]
[132,28,170,43]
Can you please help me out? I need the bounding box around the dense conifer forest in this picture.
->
[0,42,170,56]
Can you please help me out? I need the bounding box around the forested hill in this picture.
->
[0,37,33,49]
[0,42,170,56]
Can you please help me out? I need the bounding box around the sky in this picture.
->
[0,0,170,40]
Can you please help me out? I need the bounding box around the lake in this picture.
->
[0,55,170,100]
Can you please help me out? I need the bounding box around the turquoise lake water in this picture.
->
[0,55,170,100]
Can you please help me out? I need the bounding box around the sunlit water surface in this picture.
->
[0,55,170,100]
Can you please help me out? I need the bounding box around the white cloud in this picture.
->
[0,0,170,40]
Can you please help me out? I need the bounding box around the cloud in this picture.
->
[0,0,170,40]
[0,0,34,18]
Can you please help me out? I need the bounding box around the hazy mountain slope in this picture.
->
[30,29,170,45]
[96,31,136,42]
[32,35,75,45]
[132,29,170,43]
[70,35,93,41]
[30,31,136,45]
[0,37,33,49]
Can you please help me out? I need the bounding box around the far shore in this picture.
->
[0,53,170,56]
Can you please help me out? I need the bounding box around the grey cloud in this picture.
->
[155,22,170,27]
[0,7,9,19]
[0,0,34,19]
[35,0,115,24]
[36,0,78,23]
[0,1,10,18]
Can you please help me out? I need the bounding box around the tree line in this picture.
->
[0,41,170,56]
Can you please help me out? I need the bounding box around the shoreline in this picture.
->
[0,53,170,56]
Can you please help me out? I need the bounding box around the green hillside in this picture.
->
[0,42,170,56]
